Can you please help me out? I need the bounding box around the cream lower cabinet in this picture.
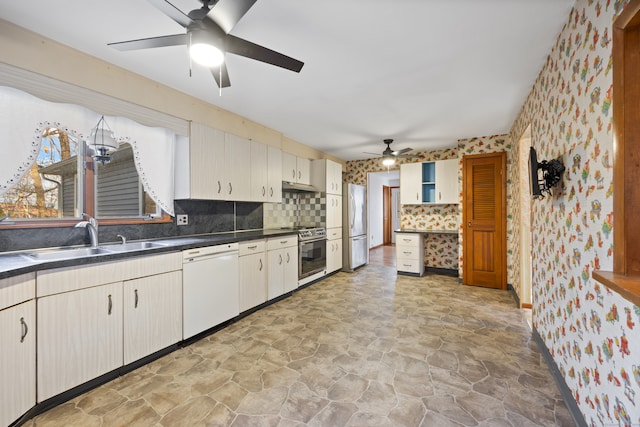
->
[396,233,425,276]
[37,281,124,402]
[267,235,298,300]
[36,252,182,402]
[239,240,267,312]
[326,227,343,273]
[0,299,36,427]
[123,271,182,365]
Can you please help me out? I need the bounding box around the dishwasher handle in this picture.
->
[183,243,239,263]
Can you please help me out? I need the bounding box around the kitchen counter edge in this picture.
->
[0,229,299,280]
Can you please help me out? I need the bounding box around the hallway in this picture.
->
[28,264,573,426]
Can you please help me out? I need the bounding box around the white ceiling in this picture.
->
[0,0,574,161]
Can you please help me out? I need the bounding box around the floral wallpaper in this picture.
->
[510,0,640,425]
[346,148,459,270]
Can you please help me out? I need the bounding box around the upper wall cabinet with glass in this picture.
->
[0,86,180,225]
[400,159,459,205]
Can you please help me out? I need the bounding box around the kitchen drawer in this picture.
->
[396,246,421,261]
[327,227,342,241]
[396,233,420,246]
[396,259,423,275]
[266,235,297,250]
[239,240,266,256]
[0,273,35,310]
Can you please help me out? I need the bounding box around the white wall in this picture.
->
[367,171,399,248]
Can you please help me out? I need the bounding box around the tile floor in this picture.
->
[27,264,575,426]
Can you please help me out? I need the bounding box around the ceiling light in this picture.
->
[189,31,224,67]
[382,156,395,166]
[90,116,118,165]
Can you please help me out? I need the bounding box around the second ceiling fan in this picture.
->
[108,0,304,89]
[366,139,416,165]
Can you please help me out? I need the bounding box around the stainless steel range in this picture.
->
[297,227,326,280]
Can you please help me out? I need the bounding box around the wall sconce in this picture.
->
[90,116,118,165]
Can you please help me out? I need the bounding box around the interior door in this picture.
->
[462,152,507,289]
[383,186,391,245]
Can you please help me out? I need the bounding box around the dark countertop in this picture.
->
[0,228,299,280]
[394,229,459,235]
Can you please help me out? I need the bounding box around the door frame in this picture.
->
[462,152,507,289]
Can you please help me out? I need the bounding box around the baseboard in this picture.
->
[508,283,520,307]
[532,328,587,427]
[424,266,458,277]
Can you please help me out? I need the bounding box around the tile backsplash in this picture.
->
[263,192,326,229]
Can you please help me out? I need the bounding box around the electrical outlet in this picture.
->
[177,214,188,226]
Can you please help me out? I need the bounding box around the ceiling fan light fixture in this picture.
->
[382,156,395,166]
[189,30,224,67]
[190,42,224,67]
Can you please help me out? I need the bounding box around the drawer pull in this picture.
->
[403,251,412,255]
[20,317,28,343]
[403,238,411,243]
[248,245,258,250]
[108,294,113,315]
[281,240,288,244]
[134,289,139,309]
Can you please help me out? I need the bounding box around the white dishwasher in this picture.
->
[182,243,239,339]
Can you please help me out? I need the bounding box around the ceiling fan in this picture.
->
[365,139,416,165]
[108,0,304,89]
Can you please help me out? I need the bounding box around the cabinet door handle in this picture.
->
[286,253,290,263]
[20,317,28,343]
[134,289,139,309]
[259,259,263,271]
[262,186,266,196]
[438,191,441,200]
[270,187,274,197]
[228,182,233,195]
[218,180,222,194]
[416,192,419,201]
[292,169,296,179]
[279,254,283,265]
[298,170,301,179]
[108,294,113,315]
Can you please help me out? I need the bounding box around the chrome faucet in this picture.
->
[117,234,127,244]
[75,213,99,248]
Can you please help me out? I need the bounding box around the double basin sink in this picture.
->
[26,241,169,261]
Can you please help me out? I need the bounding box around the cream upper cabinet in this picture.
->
[267,146,282,202]
[0,299,35,427]
[400,162,422,205]
[282,152,311,185]
[225,133,252,201]
[188,122,226,200]
[327,193,342,229]
[250,140,268,201]
[311,159,343,195]
[123,270,182,365]
[435,158,459,204]
[400,159,459,205]
[37,281,124,402]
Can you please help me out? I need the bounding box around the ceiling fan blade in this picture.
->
[392,147,413,155]
[225,35,304,72]
[210,63,231,88]
[108,34,188,51]
[146,0,193,28]
[207,0,257,34]
[363,152,381,156]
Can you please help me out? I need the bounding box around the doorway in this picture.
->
[518,126,533,307]
[367,170,400,249]
[383,186,400,245]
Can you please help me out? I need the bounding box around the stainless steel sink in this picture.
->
[28,247,113,260]
[100,241,167,252]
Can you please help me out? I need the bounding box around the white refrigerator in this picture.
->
[342,183,368,271]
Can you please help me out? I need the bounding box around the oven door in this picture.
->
[299,238,326,279]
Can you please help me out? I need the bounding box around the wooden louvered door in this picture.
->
[462,152,507,289]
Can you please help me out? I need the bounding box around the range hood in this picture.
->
[282,181,319,193]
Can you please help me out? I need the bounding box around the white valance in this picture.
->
[0,86,176,216]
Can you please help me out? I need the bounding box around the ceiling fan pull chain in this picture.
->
[188,32,193,78]
[219,67,222,97]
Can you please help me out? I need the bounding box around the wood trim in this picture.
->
[594,0,640,299]
[521,303,533,309]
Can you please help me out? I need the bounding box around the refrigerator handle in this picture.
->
[350,194,356,229]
